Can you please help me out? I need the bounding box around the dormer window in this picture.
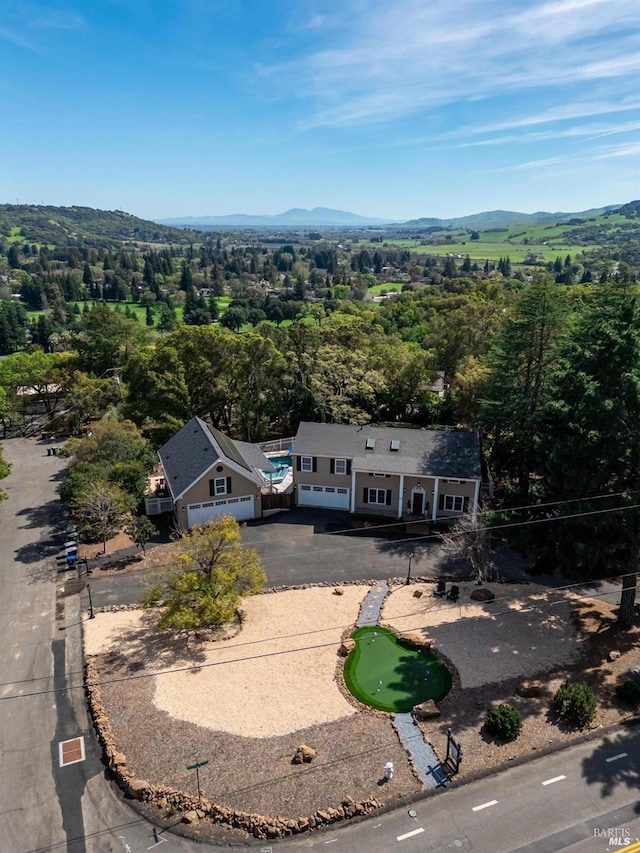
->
[390,439,400,451]
[365,438,376,449]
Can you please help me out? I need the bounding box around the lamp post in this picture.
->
[87,583,95,619]
[406,552,414,586]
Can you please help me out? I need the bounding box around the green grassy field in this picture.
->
[346,211,633,263]
[417,241,575,264]
[367,282,403,295]
[7,227,27,244]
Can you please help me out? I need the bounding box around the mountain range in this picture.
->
[159,204,624,230]
[158,207,395,228]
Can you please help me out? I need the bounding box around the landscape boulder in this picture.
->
[292,744,317,764]
[126,779,150,800]
[181,810,199,824]
[338,638,355,657]
[517,680,544,698]
[470,587,496,602]
[333,588,344,596]
[412,589,423,598]
[608,650,621,661]
[398,631,429,650]
[412,699,440,720]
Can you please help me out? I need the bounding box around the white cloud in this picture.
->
[263,0,640,130]
[494,140,640,172]
[470,100,640,135]
[458,120,640,148]
[592,141,640,160]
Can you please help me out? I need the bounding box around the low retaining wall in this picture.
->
[84,658,383,840]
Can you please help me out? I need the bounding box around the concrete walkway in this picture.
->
[356,581,389,626]
[393,713,449,788]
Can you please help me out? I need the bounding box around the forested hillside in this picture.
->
[0,204,194,248]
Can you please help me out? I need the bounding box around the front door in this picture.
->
[411,490,424,515]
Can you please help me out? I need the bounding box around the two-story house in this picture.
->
[292,422,481,520]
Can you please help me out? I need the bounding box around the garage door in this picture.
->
[187,495,254,528]
[297,485,350,510]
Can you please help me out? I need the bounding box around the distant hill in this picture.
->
[159,207,397,228]
[402,204,623,230]
[161,203,630,231]
[0,204,196,247]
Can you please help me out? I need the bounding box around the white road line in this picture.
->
[472,800,498,812]
[372,823,382,828]
[542,775,566,785]
[397,827,425,841]
[606,752,628,762]
[324,840,338,845]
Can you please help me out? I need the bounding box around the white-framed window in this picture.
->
[368,488,388,505]
[313,486,323,492]
[214,477,227,495]
[240,496,251,502]
[227,498,239,504]
[301,456,313,473]
[337,488,348,494]
[325,487,335,493]
[444,494,464,512]
[300,485,311,491]
[334,458,347,475]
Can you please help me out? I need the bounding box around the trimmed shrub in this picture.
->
[553,681,597,729]
[485,703,523,741]
[615,680,640,708]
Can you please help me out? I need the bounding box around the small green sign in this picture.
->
[186,759,209,770]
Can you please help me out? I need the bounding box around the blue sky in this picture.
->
[1,0,638,221]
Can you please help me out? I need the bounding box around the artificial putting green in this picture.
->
[343,625,452,713]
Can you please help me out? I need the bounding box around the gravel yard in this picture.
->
[84,580,640,831]
[382,581,580,688]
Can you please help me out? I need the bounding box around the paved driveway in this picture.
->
[242,508,448,586]
[89,507,542,607]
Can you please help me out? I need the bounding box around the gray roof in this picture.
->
[234,440,275,473]
[158,417,267,499]
[294,422,481,480]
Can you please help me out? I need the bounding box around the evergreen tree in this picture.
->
[479,274,569,500]
[180,259,193,292]
[0,301,28,354]
[7,244,21,269]
[536,283,640,628]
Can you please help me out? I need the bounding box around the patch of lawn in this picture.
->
[368,282,403,295]
[344,625,452,713]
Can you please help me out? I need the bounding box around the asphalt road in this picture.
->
[286,725,640,852]
[0,437,70,852]
[0,438,195,853]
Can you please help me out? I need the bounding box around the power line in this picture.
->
[0,571,632,701]
[242,487,638,550]
[256,499,640,567]
[2,493,636,691]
